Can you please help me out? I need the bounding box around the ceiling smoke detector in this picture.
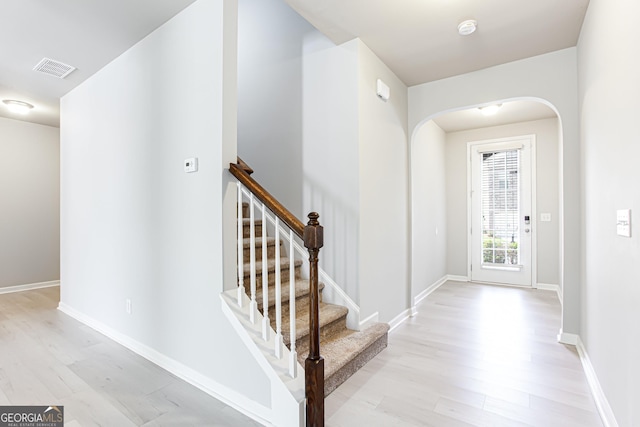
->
[458,19,477,36]
[33,57,76,79]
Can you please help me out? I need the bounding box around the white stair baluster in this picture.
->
[249,193,258,323]
[236,183,244,306]
[261,203,270,341]
[289,229,297,378]
[274,218,283,358]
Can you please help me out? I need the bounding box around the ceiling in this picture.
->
[0,0,196,127]
[285,0,589,87]
[432,100,557,133]
[1,0,588,129]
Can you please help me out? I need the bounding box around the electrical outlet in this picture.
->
[126,299,132,315]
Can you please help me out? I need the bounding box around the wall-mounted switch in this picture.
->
[617,209,631,237]
[126,298,132,315]
[184,157,198,173]
[540,213,551,222]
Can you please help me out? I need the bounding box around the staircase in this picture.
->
[240,204,390,396]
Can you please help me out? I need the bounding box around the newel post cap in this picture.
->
[303,212,323,250]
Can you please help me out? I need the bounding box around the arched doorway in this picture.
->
[409,98,564,328]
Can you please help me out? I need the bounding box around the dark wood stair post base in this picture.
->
[305,357,325,427]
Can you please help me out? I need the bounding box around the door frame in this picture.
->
[466,135,537,287]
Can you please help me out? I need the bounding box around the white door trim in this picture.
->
[466,135,537,287]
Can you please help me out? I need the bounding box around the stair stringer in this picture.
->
[221,290,305,427]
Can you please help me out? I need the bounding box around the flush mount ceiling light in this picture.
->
[458,19,477,36]
[2,99,34,114]
[479,104,502,116]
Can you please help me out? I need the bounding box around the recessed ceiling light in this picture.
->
[2,99,34,114]
[479,104,502,116]
[458,19,477,36]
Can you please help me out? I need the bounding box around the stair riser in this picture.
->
[324,333,389,396]
[256,291,322,322]
[243,265,302,287]
[242,241,279,263]
[290,315,347,356]
[241,203,250,218]
[241,221,263,238]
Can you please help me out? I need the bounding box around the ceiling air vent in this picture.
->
[33,57,76,79]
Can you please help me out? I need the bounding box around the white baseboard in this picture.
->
[359,312,379,331]
[389,275,468,332]
[446,275,469,283]
[57,302,272,426]
[557,331,579,345]
[0,280,60,295]
[388,308,412,332]
[413,275,448,307]
[576,337,619,427]
[535,282,562,305]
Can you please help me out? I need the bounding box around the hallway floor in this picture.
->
[325,281,603,427]
[0,286,261,426]
[0,282,603,426]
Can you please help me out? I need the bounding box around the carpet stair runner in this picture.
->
[240,206,389,395]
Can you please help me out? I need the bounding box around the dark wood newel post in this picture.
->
[303,212,324,427]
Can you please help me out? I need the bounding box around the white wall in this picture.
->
[302,37,361,302]
[578,0,640,424]
[409,48,581,337]
[237,0,316,218]
[445,118,560,286]
[411,120,447,298]
[0,117,59,288]
[357,41,409,323]
[60,0,273,420]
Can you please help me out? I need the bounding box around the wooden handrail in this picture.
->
[229,158,324,426]
[229,159,304,237]
[237,156,254,175]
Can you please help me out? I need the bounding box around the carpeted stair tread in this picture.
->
[319,323,390,378]
[241,218,263,237]
[242,236,277,249]
[254,279,325,311]
[242,257,302,276]
[281,302,348,346]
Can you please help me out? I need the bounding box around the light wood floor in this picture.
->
[0,287,261,426]
[0,283,603,426]
[326,281,603,426]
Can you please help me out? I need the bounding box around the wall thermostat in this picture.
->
[184,157,198,173]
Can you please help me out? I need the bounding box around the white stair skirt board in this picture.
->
[535,282,562,305]
[220,290,305,427]
[359,312,379,331]
[0,280,60,295]
[58,302,275,427]
[576,337,620,427]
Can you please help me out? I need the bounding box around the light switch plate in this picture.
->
[617,209,631,237]
[184,157,198,173]
[540,213,551,222]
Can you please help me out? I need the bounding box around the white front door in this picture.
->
[469,136,534,287]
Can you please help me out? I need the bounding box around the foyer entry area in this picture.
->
[325,281,603,426]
